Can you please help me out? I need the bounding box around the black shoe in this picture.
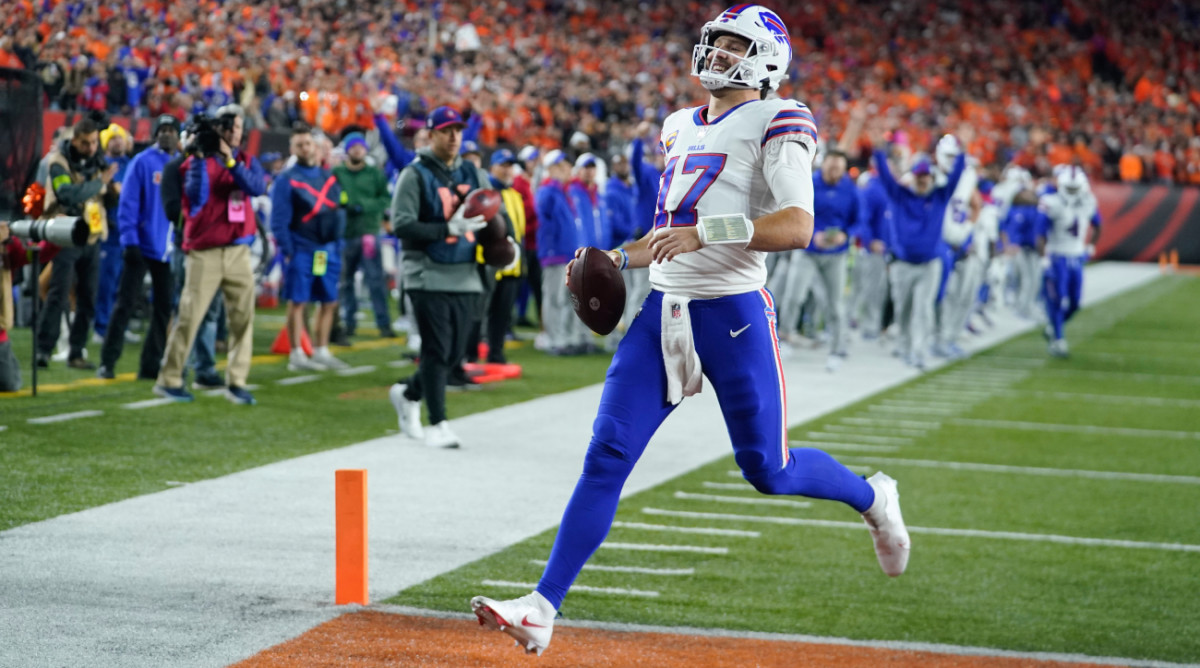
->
[379,329,397,339]
[67,357,97,371]
[194,373,224,390]
[36,353,50,368]
[96,365,115,380]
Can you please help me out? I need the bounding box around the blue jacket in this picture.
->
[809,170,858,255]
[1004,204,1041,249]
[605,174,638,245]
[117,145,177,261]
[629,137,662,239]
[856,175,892,248]
[874,149,966,264]
[568,179,610,251]
[535,179,578,266]
[270,164,347,257]
[373,113,416,180]
[104,153,133,243]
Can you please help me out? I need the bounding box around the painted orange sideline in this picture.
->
[232,612,1117,668]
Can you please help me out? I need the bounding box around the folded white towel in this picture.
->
[660,294,703,405]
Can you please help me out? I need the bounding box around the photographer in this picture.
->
[0,221,28,392]
[155,104,266,405]
[35,116,120,369]
[96,115,181,380]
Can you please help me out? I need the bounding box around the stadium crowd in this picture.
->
[2,0,1199,184]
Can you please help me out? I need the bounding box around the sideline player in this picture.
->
[469,5,910,656]
[1037,166,1099,357]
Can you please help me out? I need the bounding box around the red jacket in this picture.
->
[512,173,538,251]
[180,152,267,251]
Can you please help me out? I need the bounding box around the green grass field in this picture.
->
[4,276,1199,663]
[388,275,1200,664]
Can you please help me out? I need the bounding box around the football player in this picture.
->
[470,5,910,656]
[1037,166,1100,357]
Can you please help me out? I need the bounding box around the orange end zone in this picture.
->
[231,611,1113,668]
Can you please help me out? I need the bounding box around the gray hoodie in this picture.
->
[390,147,492,293]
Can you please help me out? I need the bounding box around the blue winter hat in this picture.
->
[341,132,367,152]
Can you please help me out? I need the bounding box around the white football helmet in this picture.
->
[1056,164,1089,197]
[1001,164,1033,188]
[692,5,792,92]
[934,134,962,173]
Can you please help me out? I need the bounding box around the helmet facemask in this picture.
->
[691,12,788,93]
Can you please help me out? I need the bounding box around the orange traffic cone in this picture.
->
[1159,252,1168,272]
[271,326,314,356]
[1170,249,1179,271]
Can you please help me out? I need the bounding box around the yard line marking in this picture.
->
[276,374,321,386]
[839,417,942,429]
[27,410,104,425]
[335,365,377,376]
[806,432,913,445]
[821,425,929,438]
[701,481,755,491]
[387,359,414,369]
[641,509,1200,553]
[674,491,811,509]
[868,404,961,416]
[530,560,696,575]
[951,418,1200,441]
[612,520,760,538]
[600,542,729,555]
[900,390,992,400]
[1013,390,1200,409]
[839,456,1200,485]
[482,579,660,597]
[789,440,900,453]
[1037,368,1200,385]
[923,378,1013,387]
[121,398,176,410]
[880,399,969,410]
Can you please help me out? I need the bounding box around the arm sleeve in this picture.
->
[117,157,141,247]
[535,189,558,261]
[373,114,415,171]
[463,113,483,144]
[944,152,967,194]
[762,141,815,217]
[630,137,645,170]
[184,158,209,216]
[390,167,450,243]
[269,176,293,258]
[229,156,267,197]
[873,149,904,201]
[48,163,103,208]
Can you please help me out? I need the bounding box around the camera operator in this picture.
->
[155,104,265,405]
[35,116,120,369]
[96,115,181,380]
[0,221,28,391]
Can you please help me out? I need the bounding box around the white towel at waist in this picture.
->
[660,293,703,405]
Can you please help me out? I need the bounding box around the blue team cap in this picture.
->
[977,178,995,195]
[426,106,465,130]
[489,148,517,167]
[517,145,539,163]
[541,149,568,168]
[910,156,932,176]
[460,139,480,156]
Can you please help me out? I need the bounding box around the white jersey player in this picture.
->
[933,135,986,356]
[1037,165,1100,356]
[469,4,911,657]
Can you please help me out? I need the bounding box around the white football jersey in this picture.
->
[973,201,1000,261]
[940,164,978,248]
[649,99,817,299]
[1039,190,1099,257]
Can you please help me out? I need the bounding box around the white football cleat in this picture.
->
[288,350,327,372]
[312,347,350,370]
[471,591,556,656]
[389,383,423,439]
[861,472,911,577]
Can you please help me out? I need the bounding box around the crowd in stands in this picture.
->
[2,0,1200,185]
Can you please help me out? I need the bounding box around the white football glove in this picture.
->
[447,203,487,237]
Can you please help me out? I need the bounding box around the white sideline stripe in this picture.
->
[880,399,968,410]
[952,418,1200,441]
[27,410,103,425]
[701,481,755,491]
[481,579,660,597]
[386,359,413,369]
[612,520,760,538]
[275,375,320,386]
[122,398,177,410]
[641,509,1200,553]
[335,365,377,377]
[821,425,929,438]
[840,456,1200,485]
[674,491,811,509]
[529,560,696,575]
[380,604,1191,668]
[868,404,960,416]
[806,432,912,445]
[1014,390,1200,409]
[789,440,900,453]
[600,541,729,555]
[839,417,942,429]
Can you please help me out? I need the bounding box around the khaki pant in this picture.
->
[158,245,255,388]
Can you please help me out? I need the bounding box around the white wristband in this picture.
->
[697,213,755,248]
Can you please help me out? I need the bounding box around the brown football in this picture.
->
[569,246,626,335]
[482,233,516,267]
[463,189,503,239]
